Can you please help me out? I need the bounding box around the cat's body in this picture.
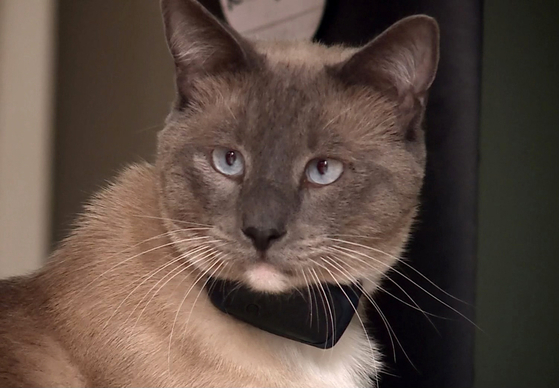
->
[0,0,439,386]
[0,165,375,387]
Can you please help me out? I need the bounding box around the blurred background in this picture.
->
[0,0,558,387]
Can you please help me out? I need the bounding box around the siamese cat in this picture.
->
[0,0,439,386]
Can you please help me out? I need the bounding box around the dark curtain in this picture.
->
[201,1,482,387]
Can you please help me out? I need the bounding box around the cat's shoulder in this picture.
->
[0,277,86,387]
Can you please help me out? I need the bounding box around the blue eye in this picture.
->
[212,147,244,177]
[306,158,343,186]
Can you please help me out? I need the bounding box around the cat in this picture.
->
[0,0,439,386]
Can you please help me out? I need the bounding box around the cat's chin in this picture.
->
[244,263,291,293]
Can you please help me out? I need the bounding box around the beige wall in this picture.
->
[52,0,175,245]
[0,0,57,277]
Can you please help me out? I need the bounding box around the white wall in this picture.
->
[0,0,57,277]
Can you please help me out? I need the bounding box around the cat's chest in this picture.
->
[169,339,373,388]
[113,310,377,387]
[210,318,378,387]
[288,356,370,388]
[279,330,377,388]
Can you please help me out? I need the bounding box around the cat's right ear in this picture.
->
[160,0,258,106]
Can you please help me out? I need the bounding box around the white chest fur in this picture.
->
[190,307,381,388]
[276,318,381,388]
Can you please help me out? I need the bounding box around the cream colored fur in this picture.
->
[0,164,379,387]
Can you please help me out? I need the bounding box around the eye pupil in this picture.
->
[316,159,328,175]
[225,151,236,166]
[305,158,342,186]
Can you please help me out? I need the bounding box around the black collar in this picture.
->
[206,278,362,349]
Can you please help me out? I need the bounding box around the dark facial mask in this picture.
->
[206,278,362,349]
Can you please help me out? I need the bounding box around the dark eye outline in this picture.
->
[304,157,345,187]
[210,147,245,179]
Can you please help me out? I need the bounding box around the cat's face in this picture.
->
[156,0,439,293]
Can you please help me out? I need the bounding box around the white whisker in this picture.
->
[133,214,212,228]
[315,254,397,361]
[128,244,222,328]
[77,236,214,299]
[182,258,228,331]
[52,229,181,271]
[299,269,314,327]
[325,247,444,324]
[103,252,181,329]
[309,268,331,353]
[329,237,470,305]
[167,256,222,373]
[315,257,379,387]
[329,243,480,330]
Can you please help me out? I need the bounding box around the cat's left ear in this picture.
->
[160,0,259,105]
[335,15,440,104]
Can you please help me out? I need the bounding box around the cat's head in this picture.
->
[156,0,439,293]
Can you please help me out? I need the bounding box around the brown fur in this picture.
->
[0,0,439,386]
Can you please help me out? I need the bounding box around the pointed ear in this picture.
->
[160,0,259,105]
[335,15,439,102]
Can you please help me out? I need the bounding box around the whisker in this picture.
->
[319,272,336,354]
[325,248,444,324]
[175,227,216,232]
[103,252,182,329]
[134,122,164,134]
[208,257,234,295]
[322,272,338,362]
[133,214,212,228]
[370,296,418,370]
[49,229,181,270]
[329,243,480,330]
[303,268,321,331]
[131,261,189,330]
[310,274,321,332]
[128,244,221,328]
[77,236,215,298]
[329,237,470,305]
[315,258,379,387]
[328,234,382,241]
[299,269,314,327]
[317,255,418,370]
[313,255,394,360]
[309,268,331,352]
[167,256,222,373]
[183,258,228,331]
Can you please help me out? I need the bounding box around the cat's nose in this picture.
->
[242,226,286,252]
